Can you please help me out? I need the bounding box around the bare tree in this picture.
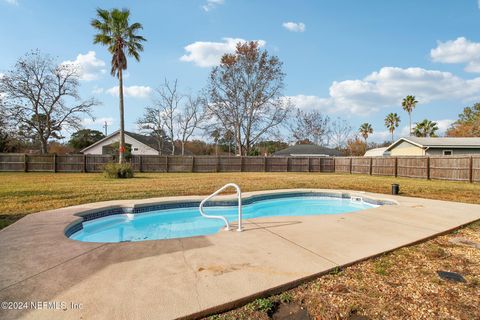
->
[0,51,98,154]
[207,42,291,155]
[177,94,205,155]
[137,106,169,155]
[330,117,352,149]
[154,79,182,155]
[289,108,331,146]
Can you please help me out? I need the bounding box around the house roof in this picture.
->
[386,137,480,151]
[273,144,342,157]
[80,130,174,154]
[364,147,388,157]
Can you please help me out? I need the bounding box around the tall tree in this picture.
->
[413,119,438,137]
[210,128,221,156]
[384,112,400,142]
[330,117,352,149]
[207,41,291,155]
[155,79,182,155]
[359,123,373,147]
[68,129,105,151]
[289,108,330,146]
[0,51,98,154]
[137,106,169,155]
[177,94,205,155]
[91,8,146,163]
[446,103,480,137]
[402,95,418,136]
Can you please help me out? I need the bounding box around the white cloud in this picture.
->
[106,85,152,98]
[3,0,18,5]
[180,37,266,67]
[62,51,106,81]
[202,0,224,12]
[286,66,480,115]
[430,37,480,73]
[282,22,306,32]
[82,117,114,127]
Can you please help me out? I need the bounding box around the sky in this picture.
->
[1,0,480,144]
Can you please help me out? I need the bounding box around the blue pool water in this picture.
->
[70,196,377,243]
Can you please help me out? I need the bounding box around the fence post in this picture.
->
[83,154,87,173]
[216,156,220,172]
[264,157,267,172]
[426,157,430,180]
[240,156,244,172]
[349,157,352,174]
[394,157,398,177]
[166,156,169,173]
[24,154,28,172]
[469,156,473,183]
[369,157,373,175]
[53,154,57,173]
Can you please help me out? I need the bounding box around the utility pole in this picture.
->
[103,121,108,136]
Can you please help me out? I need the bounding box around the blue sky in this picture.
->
[1,0,480,143]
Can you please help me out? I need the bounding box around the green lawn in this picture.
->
[1,171,480,229]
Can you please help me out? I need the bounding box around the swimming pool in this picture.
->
[68,193,380,243]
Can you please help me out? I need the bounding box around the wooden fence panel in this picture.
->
[140,155,167,172]
[334,157,351,173]
[0,153,24,171]
[56,155,84,172]
[430,156,470,181]
[473,157,480,183]
[193,156,217,173]
[266,157,288,172]
[351,157,370,174]
[321,157,335,172]
[309,158,321,172]
[27,155,54,172]
[288,157,309,172]
[167,156,193,172]
[397,157,428,179]
[242,157,265,172]
[372,157,396,176]
[85,155,113,172]
[219,156,242,172]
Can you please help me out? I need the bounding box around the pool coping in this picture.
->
[1,189,480,320]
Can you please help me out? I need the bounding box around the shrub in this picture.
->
[103,162,134,179]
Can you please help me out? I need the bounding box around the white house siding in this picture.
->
[83,133,159,155]
[426,148,480,156]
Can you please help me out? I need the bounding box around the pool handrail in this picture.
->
[199,183,242,232]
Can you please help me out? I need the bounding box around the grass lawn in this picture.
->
[1,171,480,229]
[1,172,479,319]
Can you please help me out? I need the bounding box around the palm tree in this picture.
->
[359,123,373,147]
[402,95,418,136]
[384,113,400,142]
[91,8,146,163]
[413,119,439,137]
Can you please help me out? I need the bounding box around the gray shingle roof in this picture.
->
[393,137,480,148]
[273,144,342,156]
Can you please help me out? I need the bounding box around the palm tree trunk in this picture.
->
[409,113,412,136]
[118,69,125,163]
[391,130,394,143]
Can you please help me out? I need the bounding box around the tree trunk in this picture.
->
[235,125,242,156]
[40,138,48,154]
[181,142,185,156]
[409,113,412,136]
[118,69,125,163]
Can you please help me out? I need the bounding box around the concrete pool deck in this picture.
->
[1,189,480,320]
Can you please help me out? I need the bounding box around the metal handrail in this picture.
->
[199,183,242,232]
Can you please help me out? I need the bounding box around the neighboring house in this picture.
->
[273,144,342,157]
[81,130,171,155]
[385,137,480,156]
[364,147,389,157]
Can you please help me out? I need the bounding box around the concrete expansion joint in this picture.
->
[178,239,202,311]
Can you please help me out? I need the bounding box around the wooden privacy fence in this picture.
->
[0,154,335,174]
[0,153,479,183]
